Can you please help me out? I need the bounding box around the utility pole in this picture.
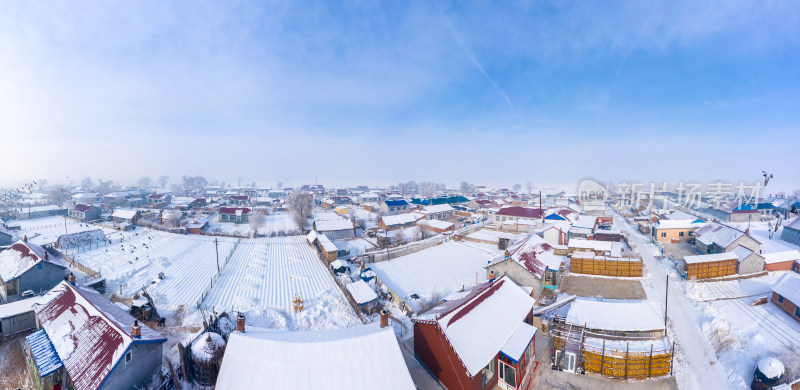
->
[64,216,68,235]
[665,275,669,328]
[214,238,220,273]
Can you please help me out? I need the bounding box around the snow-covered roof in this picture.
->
[0,295,40,318]
[574,216,597,229]
[695,223,752,248]
[381,213,416,226]
[763,250,800,264]
[732,245,754,261]
[488,234,562,277]
[216,323,415,389]
[656,219,704,230]
[413,276,535,377]
[566,299,665,332]
[418,219,454,230]
[314,218,354,232]
[33,281,166,390]
[500,322,537,362]
[316,233,337,252]
[683,252,739,265]
[0,240,57,281]
[785,216,800,230]
[772,273,800,304]
[345,279,378,305]
[568,239,613,252]
[110,209,138,220]
[421,204,454,214]
[665,210,698,220]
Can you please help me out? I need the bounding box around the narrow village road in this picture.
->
[612,210,729,390]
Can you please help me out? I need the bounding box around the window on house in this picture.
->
[125,351,132,363]
[679,232,685,237]
[777,294,784,303]
[661,232,666,237]
[795,306,800,318]
[37,264,42,270]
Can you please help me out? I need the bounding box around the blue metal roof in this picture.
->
[384,199,408,207]
[26,329,63,377]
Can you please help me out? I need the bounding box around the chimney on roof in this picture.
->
[23,235,28,242]
[236,312,245,332]
[504,250,510,259]
[68,273,76,285]
[379,309,389,328]
[44,251,49,260]
[489,270,496,282]
[131,320,142,338]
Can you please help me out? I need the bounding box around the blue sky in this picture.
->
[1,1,798,191]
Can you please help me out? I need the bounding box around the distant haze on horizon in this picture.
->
[1,2,798,192]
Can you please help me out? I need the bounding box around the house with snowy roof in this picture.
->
[694,223,765,274]
[567,216,597,240]
[780,217,800,247]
[653,218,705,243]
[551,299,673,377]
[146,193,171,205]
[412,275,538,390]
[493,206,543,226]
[28,281,167,390]
[313,218,355,239]
[536,221,571,246]
[486,234,564,296]
[219,207,251,224]
[216,322,415,389]
[0,240,66,302]
[0,295,39,338]
[772,273,800,323]
[227,195,250,206]
[544,207,579,224]
[110,209,140,225]
[419,204,455,220]
[418,219,455,234]
[764,250,800,272]
[379,213,417,231]
[68,204,101,221]
[0,226,14,246]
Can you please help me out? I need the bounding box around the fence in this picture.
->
[47,246,102,279]
[582,340,673,379]
[570,256,643,277]
[364,221,487,263]
[59,231,143,257]
[195,238,242,309]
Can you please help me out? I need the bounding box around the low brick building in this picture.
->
[771,273,800,322]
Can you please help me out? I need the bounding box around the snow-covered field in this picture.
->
[7,216,138,246]
[683,271,800,388]
[72,231,239,311]
[201,236,360,330]
[204,212,299,237]
[370,242,494,311]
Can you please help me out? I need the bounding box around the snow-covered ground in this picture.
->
[201,236,360,330]
[204,212,299,237]
[369,242,494,311]
[612,209,730,390]
[682,271,800,388]
[72,231,239,313]
[7,215,139,246]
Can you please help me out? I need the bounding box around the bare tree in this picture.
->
[157,176,170,188]
[48,185,70,206]
[96,179,114,194]
[237,177,243,187]
[526,181,534,194]
[81,177,94,191]
[249,210,265,233]
[287,191,314,230]
[137,177,152,188]
[459,181,473,195]
[277,181,283,189]
[513,183,522,193]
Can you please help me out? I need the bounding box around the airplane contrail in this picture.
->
[443,15,528,129]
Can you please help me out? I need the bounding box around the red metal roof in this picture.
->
[220,207,251,215]
[495,206,542,219]
[74,204,92,212]
[9,241,44,262]
[33,282,165,390]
